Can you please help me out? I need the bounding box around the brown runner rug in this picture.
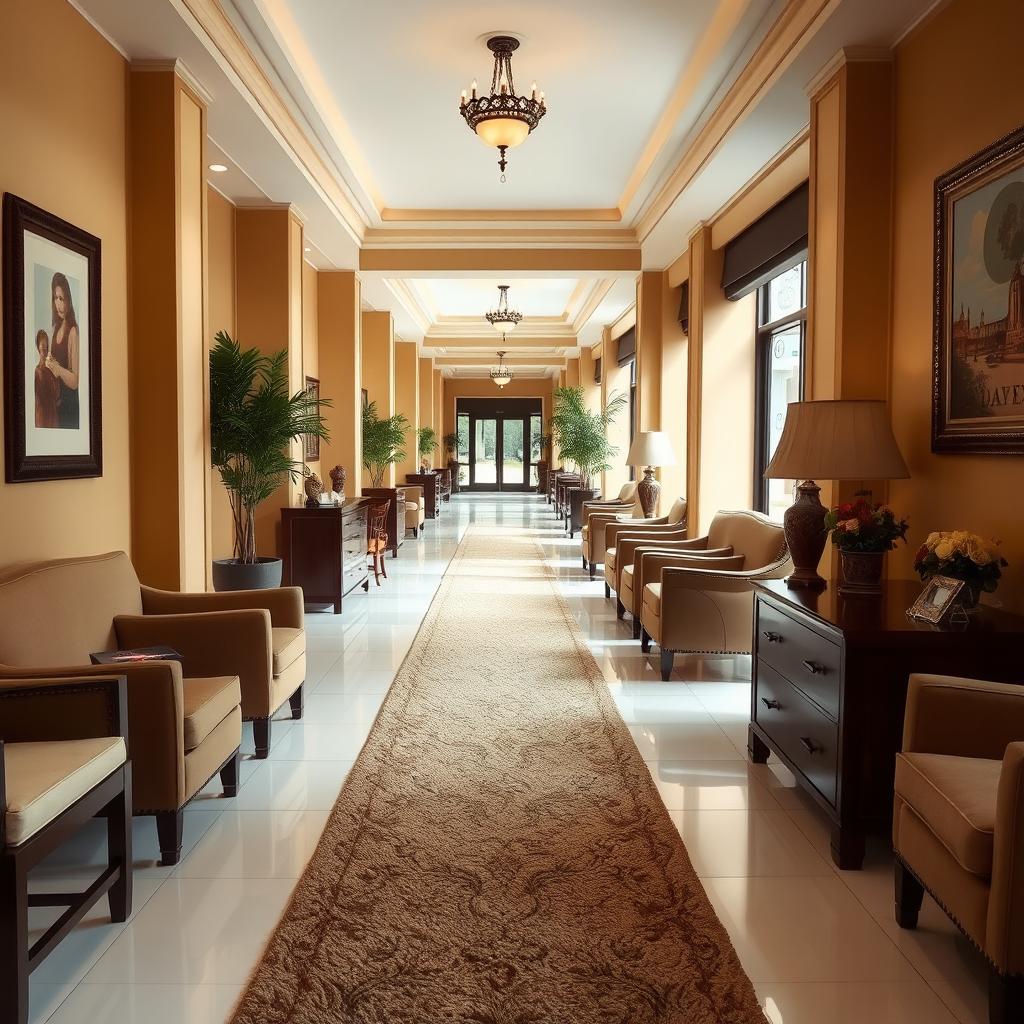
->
[231,526,765,1024]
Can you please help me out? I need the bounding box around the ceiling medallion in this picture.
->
[490,350,514,390]
[484,284,523,333]
[459,35,546,180]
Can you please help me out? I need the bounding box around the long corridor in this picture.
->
[28,494,986,1024]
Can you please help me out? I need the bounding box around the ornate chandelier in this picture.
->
[459,35,546,178]
[484,284,523,333]
[490,351,514,389]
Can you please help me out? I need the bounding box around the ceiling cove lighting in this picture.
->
[459,35,546,179]
[490,351,514,389]
[484,284,523,333]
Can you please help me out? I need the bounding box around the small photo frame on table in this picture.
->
[908,575,968,625]
[3,193,102,482]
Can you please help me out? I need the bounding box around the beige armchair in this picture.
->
[404,484,427,538]
[895,675,1024,1023]
[597,497,689,587]
[572,482,639,543]
[0,551,306,862]
[638,510,790,680]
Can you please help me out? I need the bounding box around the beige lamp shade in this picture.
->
[626,431,677,468]
[765,400,909,481]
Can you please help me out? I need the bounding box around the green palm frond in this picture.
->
[210,331,331,563]
[548,386,627,489]
[362,401,411,486]
[417,425,440,458]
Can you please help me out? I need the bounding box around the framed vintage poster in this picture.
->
[933,123,1024,453]
[3,194,102,481]
[304,376,320,461]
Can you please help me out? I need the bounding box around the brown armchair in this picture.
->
[638,511,790,680]
[0,551,306,863]
[894,674,1024,1023]
[593,496,688,585]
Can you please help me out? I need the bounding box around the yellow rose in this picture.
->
[934,539,955,561]
[925,532,941,548]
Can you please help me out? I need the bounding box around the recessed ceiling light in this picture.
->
[303,246,311,254]
[208,163,228,173]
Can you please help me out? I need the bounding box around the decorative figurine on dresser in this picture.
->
[748,578,1024,869]
[280,498,372,614]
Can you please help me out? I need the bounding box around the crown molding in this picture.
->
[361,227,639,250]
[130,57,214,106]
[382,278,433,336]
[805,45,893,98]
[381,208,623,223]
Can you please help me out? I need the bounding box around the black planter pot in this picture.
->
[212,557,283,592]
[567,487,599,539]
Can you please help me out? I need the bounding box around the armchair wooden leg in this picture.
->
[894,859,924,930]
[640,627,651,653]
[660,649,674,681]
[615,596,624,616]
[156,810,183,867]
[289,683,304,720]
[253,717,272,759]
[590,563,596,580]
[582,555,587,569]
[219,748,241,798]
[632,617,641,640]
[105,770,132,922]
[0,855,29,1024]
[989,969,1024,1024]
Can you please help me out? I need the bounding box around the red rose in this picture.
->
[914,544,927,564]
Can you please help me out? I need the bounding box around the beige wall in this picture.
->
[301,259,320,487]
[394,340,420,477]
[0,0,131,569]
[887,0,1024,610]
[660,275,688,505]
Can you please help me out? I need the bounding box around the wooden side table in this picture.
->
[748,578,1024,869]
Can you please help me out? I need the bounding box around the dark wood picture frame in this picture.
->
[932,123,1024,454]
[3,193,102,481]
[303,375,320,461]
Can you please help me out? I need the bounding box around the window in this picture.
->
[628,358,637,480]
[754,260,807,519]
[457,412,470,486]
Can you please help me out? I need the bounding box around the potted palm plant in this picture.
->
[362,401,410,486]
[549,386,627,534]
[417,425,440,470]
[210,330,329,591]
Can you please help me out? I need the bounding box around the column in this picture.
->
[234,205,305,557]
[395,339,420,478]
[318,271,362,497]
[361,310,396,488]
[127,63,208,590]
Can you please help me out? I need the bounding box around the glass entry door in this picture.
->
[465,414,533,491]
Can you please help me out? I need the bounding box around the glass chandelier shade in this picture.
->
[490,351,514,389]
[459,36,546,175]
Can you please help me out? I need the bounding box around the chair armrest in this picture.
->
[902,675,1024,760]
[0,676,127,745]
[0,661,185,809]
[656,555,747,586]
[116,610,271,716]
[606,520,696,547]
[989,741,1024,971]
[140,584,304,629]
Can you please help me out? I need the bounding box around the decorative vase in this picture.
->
[839,550,885,596]
[636,467,661,518]
[955,579,983,611]
[303,473,323,508]
[783,480,827,590]
[329,464,347,498]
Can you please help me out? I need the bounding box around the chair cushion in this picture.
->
[606,548,617,573]
[271,627,304,677]
[182,675,241,752]
[368,538,388,553]
[894,751,1000,877]
[581,524,589,540]
[643,582,661,616]
[4,736,127,845]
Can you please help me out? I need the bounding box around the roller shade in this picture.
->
[722,182,808,300]
[594,357,602,384]
[677,281,689,333]
[616,327,636,367]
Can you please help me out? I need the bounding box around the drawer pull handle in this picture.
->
[802,659,825,675]
[762,630,782,643]
[759,696,781,710]
[799,736,821,755]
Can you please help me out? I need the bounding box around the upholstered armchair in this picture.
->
[895,674,1024,1023]
[404,484,427,537]
[0,551,307,862]
[638,511,790,680]
[574,482,637,542]
[594,496,689,585]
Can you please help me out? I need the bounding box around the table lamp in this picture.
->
[626,431,677,518]
[764,400,908,590]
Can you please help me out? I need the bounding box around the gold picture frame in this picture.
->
[908,575,967,625]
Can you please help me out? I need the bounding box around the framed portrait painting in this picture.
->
[933,123,1024,453]
[3,194,102,481]
[303,376,320,461]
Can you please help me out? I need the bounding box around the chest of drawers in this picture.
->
[749,579,1024,869]
[280,500,370,614]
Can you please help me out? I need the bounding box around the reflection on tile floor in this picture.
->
[28,494,986,1022]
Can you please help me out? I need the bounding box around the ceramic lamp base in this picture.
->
[636,467,661,518]
[783,479,827,590]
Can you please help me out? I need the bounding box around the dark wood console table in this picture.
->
[749,578,1024,869]
[405,473,441,519]
[280,499,371,614]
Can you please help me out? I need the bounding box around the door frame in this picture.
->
[457,397,542,492]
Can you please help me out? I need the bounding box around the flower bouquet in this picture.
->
[824,497,909,594]
[913,531,1007,607]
